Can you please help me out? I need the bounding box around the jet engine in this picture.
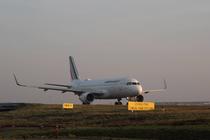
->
[79,92,94,104]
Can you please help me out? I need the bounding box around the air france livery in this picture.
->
[14,56,167,105]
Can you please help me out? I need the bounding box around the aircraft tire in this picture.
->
[115,102,122,105]
[82,102,90,105]
[137,95,144,102]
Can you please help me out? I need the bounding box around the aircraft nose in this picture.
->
[138,85,143,95]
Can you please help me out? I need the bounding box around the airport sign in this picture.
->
[128,102,155,111]
[62,103,74,109]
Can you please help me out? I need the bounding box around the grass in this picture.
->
[0,104,210,139]
[69,126,210,140]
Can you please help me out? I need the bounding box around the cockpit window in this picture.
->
[127,82,140,85]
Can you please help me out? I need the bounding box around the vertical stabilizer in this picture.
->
[69,56,80,80]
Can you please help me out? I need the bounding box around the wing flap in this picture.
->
[44,83,72,88]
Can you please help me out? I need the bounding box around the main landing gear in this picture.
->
[115,98,122,105]
[82,102,90,105]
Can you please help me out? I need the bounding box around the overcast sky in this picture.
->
[0,0,210,104]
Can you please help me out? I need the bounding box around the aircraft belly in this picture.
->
[96,86,136,99]
[79,85,138,99]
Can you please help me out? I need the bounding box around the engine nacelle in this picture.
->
[79,92,94,104]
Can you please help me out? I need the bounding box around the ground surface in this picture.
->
[0,104,210,139]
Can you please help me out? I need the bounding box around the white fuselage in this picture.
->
[14,56,166,104]
[71,78,143,99]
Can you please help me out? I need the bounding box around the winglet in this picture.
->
[163,79,167,89]
[13,73,25,87]
[13,73,20,86]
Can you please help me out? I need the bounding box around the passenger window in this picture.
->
[127,82,140,85]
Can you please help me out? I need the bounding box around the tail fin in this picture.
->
[69,56,80,80]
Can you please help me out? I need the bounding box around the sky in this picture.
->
[0,0,210,104]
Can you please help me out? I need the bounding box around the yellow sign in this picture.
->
[63,103,74,109]
[128,102,155,111]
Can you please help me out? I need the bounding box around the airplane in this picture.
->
[13,56,167,105]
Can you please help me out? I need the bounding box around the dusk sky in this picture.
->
[0,0,210,104]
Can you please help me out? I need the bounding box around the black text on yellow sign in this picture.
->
[62,103,74,109]
[128,102,155,111]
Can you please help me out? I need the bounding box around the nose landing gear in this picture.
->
[115,98,122,105]
[136,95,144,102]
[126,95,144,105]
[82,102,90,105]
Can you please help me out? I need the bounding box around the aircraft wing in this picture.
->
[143,79,167,94]
[13,74,105,96]
[13,74,82,94]
[44,83,72,88]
